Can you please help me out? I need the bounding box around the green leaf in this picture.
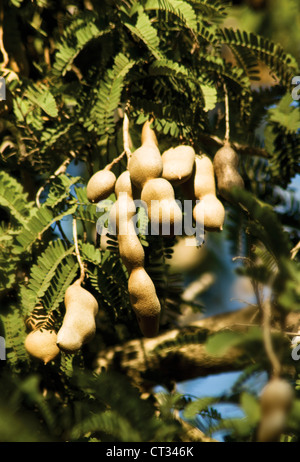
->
[124,11,163,59]
[0,171,34,224]
[21,239,76,316]
[25,83,58,118]
[240,392,260,426]
[183,397,217,420]
[205,331,243,356]
[89,53,135,135]
[145,0,198,31]
[16,204,78,251]
[200,84,217,111]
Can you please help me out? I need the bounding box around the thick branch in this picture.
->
[94,306,258,391]
[95,306,300,391]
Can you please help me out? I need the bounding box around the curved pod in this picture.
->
[56,282,99,353]
[118,220,145,272]
[128,267,161,337]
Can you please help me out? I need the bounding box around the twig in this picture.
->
[0,5,9,69]
[223,83,230,144]
[262,299,281,378]
[199,133,269,159]
[36,154,75,208]
[104,150,127,171]
[72,218,85,285]
[291,241,300,260]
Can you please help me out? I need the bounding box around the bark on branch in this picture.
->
[94,306,300,391]
[94,306,259,391]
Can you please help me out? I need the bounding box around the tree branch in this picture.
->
[94,306,257,391]
[95,305,300,391]
[198,133,269,159]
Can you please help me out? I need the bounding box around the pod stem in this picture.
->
[36,152,76,208]
[291,240,300,260]
[262,298,281,379]
[123,112,132,163]
[0,5,9,69]
[223,83,230,144]
[104,150,127,171]
[72,218,85,285]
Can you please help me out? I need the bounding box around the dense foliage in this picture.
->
[0,0,299,442]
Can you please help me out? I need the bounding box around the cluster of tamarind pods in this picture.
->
[85,119,244,338]
[25,118,245,362]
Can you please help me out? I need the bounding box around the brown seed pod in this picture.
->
[193,155,216,198]
[25,328,60,364]
[141,178,182,234]
[128,267,161,337]
[257,409,287,443]
[257,378,294,442]
[128,121,163,189]
[114,170,140,200]
[141,119,159,147]
[87,169,116,203]
[162,145,195,185]
[183,154,225,232]
[109,194,137,235]
[118,220,145,273]
[56,281,99,353]
[193,194,225,232]
[213,142,244,201]
[260,378,294,416]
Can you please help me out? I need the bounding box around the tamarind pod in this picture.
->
[128,267,161,338]
[114,170,140,200]
[25,329,60,364]
[213,142,240,168]
[118,220,145,272]
[257,409,287,442]
[109,194,137,235]
[193,155,216,198]
[56,281,99,353]
[141,178,183,233]
[162,146,195,185]
[193,194,225,232]
[214,165,244,201]
[213,143,244,201]
[181,154,216,201]
[260,378,294,416]
[141,119,159,147]
[87,169,116,203]
[256,378,294,442]
[128,121,162,189]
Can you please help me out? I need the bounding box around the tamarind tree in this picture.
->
[0,0,299,443]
